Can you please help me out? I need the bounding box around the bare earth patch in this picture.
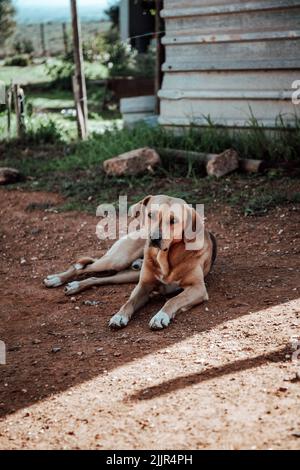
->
[0,189,299,450]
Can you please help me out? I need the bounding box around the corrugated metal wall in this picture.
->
[158,0,300,128]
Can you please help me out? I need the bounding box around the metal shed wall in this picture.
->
[158,0,300,127]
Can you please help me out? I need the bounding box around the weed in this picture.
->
[4,54,30,67]
[24,118,66,145]
[1,121,299,215]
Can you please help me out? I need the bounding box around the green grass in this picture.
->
[3,21,110,57]
[27,117,300,170]
[0,112,122,141]
[0,63,50,86]
[0,63,116,141]
[0,60,108,88]
[29,91,74,110]
[1,121,300,215]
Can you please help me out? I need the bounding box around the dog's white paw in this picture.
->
[149,311,170,330]
[64,281,80,295]
[74,263,84,271]
[44,275,63,288]
[109,313,129,329]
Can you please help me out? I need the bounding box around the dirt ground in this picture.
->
[0,188,300,450]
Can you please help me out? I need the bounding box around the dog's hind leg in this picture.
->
[64,270,140,295]
[43,257,96,288]
[44,232,146,288]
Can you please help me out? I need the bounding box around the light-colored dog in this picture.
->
[44,195,217,330]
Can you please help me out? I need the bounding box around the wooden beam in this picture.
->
[155,0,165,115]
[6,85,12,138]
[62,22,69,55]
[40,23,46,56]
[157,147,300,174]
[13,84,26,140]
[157,148,264,173]
[70,0,88,139]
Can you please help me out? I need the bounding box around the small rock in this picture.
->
[32,339,41,345]
[20,258,27,265]
[0,167,23,185]
[292,432,300,438]
[83,300,102,306]
[52,347,61,353]
[290,372,300,383]
[31,228,42,236]
[8,345,21,352]
[103,147,161,176]
[206,149,239,178]
[194,359,206,365]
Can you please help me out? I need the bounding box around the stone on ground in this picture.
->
[0,167,22,185]
[103,147,161,176]
[206,149,239,178]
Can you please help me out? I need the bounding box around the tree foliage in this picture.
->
[104,3,119,29]
[0,0,16,45]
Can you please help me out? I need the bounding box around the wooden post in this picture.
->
[72,75,86,138]
[40,23,46,56]
[13,84,26,139]
[155,0,165,115]
[62,22,69,55]
[6,85,12,138]
[70,0,88,139]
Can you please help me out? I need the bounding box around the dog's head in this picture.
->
[130,195,203,252]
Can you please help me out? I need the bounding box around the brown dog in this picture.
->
[44,195,216,330]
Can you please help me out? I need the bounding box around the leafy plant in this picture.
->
[0,0,15,45]
[46,54,74,89]
[25,118,65,145]
[4,54,30,66]
[103,40,138,77]
[13,36,34,54]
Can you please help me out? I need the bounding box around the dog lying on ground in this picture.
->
[44,195,217,330]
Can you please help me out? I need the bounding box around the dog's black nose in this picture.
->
[150,235,161,248]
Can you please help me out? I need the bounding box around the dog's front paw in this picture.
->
[64,281,80,295]
[109,313,129,329]
[149,311,170,330]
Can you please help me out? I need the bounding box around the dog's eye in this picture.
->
[170,217,177,225]
[148,212,152,219]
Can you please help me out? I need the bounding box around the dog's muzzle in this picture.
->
[150,235,162,249]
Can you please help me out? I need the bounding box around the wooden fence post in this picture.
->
[62,22,69,55]
[155,0,165,115]
[70,0,88,139]
[6,85,12,138]
[13,84,26,139]
[40,23,46,56]
[72,75,86,139]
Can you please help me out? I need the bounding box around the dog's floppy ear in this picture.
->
[129,195,152,219]
[183,204,204,250]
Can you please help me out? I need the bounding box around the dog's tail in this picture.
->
[209,232,217,272]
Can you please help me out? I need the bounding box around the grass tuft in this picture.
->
[1,120,299,215]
